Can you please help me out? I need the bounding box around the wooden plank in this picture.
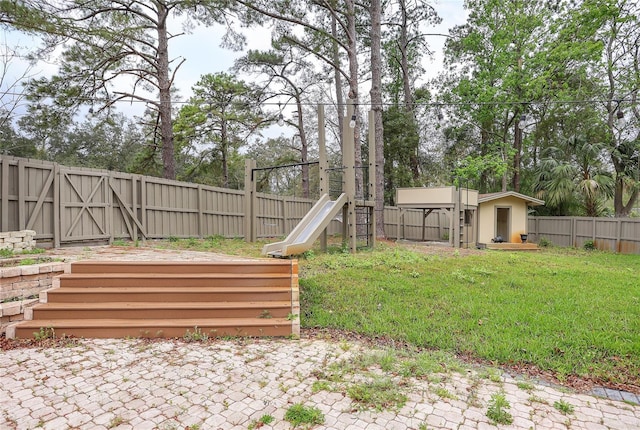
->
[54,163,60,247]
[1,157,8,231]
[17,159,25,230]
[131,176,138,242]
[141,176,147,236]
[26,168,54,231]
[197,184,203,238]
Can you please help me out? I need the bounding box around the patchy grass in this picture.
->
[299,244,640,387]
[284,404,324,427]
[151,236,263,257]
[347,378,408,411]
[146,238,640,388]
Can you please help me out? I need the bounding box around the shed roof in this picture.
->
[478,191,545,206]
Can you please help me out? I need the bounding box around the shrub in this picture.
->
[583,240,596,250]
[538,236,552,247]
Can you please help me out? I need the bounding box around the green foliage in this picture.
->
[383,106,421,205]
[21,248,45,255]
[516,380,535,391]
[33,327,55,341]
[486,392,513,425]
[583,240,596,250]
[0,249,14,258]
[453,152,510,188]
[173,72,265,189]
[538,237,552,247]
[183,327,208,342]
[346,378,408,411]
[284,404,324,427]
[534,138,614,216]
[247,414,274,430]
[18,258,36,266]
[554,399,575,415]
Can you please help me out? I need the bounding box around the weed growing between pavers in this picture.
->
[310,348,471,412]
[284,404,324,428]
[347,378,409,411]
[554,399,575,415]
[247,414,274,429]
[432,386,458,400]
[516,380,535,392]
[486,392,513,425]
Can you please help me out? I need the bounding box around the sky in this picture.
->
[1,0,468,125]
[166,0,468,102]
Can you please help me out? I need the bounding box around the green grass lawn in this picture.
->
[149,237,640,388]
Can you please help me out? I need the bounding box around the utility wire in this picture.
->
[1,90,636,109]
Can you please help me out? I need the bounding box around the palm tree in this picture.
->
[534,137,614,216]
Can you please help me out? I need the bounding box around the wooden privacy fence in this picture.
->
[4,156,640,254]
[527,216,640,254]
[0,156,323,247]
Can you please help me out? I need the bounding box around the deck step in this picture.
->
[43,286,292,303]
[30,301,292,319]
[9,259,299,340]
[11,318,293,339]
[70,260,296,274]
[57,273,293,288]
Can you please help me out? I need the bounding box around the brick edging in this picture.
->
[0,262,70,334]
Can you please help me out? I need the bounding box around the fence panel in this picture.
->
[384,207,450,241]
[528,216,640,254]
[530,217,574,247]
[1,157,57,242]
[201,186,244,238]
[256,193,286,238]
[142,177,200,238]
[619,220,640,254]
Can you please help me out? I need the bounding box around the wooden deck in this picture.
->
[484,243,540,251]
[8,260,299,339]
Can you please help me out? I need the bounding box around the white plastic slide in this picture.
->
[262,193,347,257]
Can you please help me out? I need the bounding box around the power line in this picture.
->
[1,89,636,109]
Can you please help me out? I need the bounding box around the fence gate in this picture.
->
[59,169,111,244]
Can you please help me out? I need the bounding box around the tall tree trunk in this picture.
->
[398,0,419,181]
[345,0,362,199]
[296,97,309,198]
[512,122,522,192]
[331,11,344,151]
[370,0,385,238]
[156,3,175,180]
[221,120,229,188]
